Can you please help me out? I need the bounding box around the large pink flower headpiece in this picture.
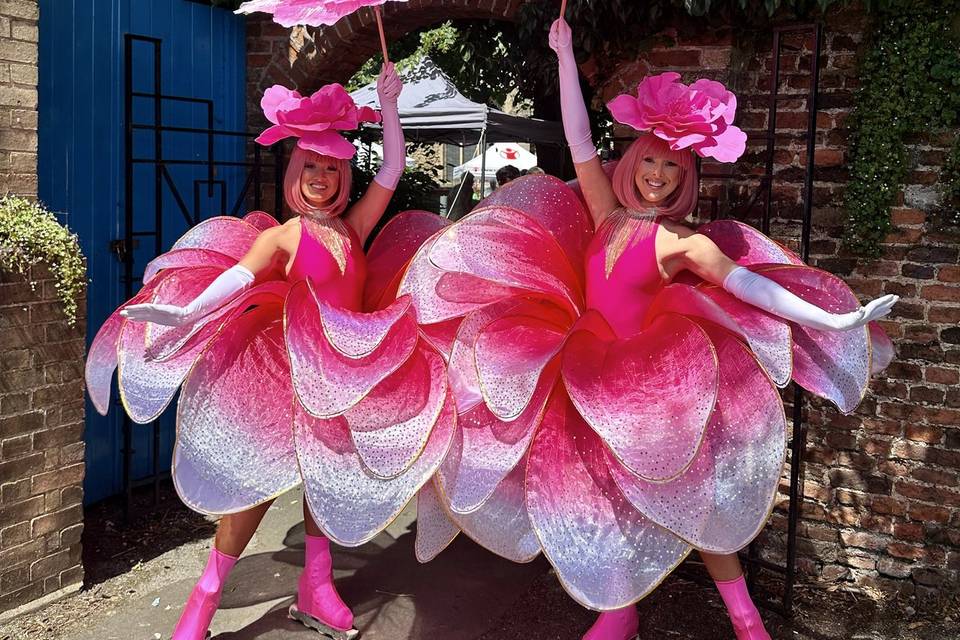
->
[607,72,747,163]
[256,83,381,159]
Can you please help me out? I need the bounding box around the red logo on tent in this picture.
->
[500,147,519,160]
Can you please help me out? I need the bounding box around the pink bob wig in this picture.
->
[283,146,352,218]
[611,133,699,221]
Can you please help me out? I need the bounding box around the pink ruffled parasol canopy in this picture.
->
[236,0,408,28]
[256,83,380,159]
[607,72,748,163]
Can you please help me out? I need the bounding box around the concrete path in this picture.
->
[66,488,548,640]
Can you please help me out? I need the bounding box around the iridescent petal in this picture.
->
[174,305,299,515]
[171,215,261,260]
[562,314,718,481]
[286,281,418,418]
[243,210,280,231]
[869,321,894,374]
[295,390,456,547]
[143,248,236,285]
[610,324,786,553]
[698,219,803,266]
[526,390,690,610]
[344,343,447,479]
[415,480,460,563]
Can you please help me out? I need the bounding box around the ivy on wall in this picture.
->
[843,1,960,255]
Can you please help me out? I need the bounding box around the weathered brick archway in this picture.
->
[246,0,524,128]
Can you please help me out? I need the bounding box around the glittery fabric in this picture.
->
[87,209,453,538]
[414,479,460,563]
[403,175,894,610]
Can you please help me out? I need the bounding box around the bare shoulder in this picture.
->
[256,219,299,251]
[658,217,697,239]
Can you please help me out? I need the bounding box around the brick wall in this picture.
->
[0,0,86,621]
[0,265,86,620]
[0,0,38,196]
[593,4,959,605]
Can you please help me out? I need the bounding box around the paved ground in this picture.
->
[1,485,958,640]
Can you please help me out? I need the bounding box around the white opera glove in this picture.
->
[722,266,898,331]
[120,265,255,327]
[373,62,404,190]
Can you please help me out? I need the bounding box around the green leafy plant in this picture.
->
[0,195,87,325]
[934,136,960,232]
[842,1,960,255]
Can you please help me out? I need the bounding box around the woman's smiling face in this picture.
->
[300,156,340,208]
[634,153,682,204]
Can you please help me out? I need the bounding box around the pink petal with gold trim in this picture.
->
[562,314,718,481]
[344,343,447,479]
[294,389,455,547]
[610,324,786,553]
[478,175,594,270]
[319,294,413,358]
[415,479,460,563]
[365,210,449,311]
[428,206,584,316]
[174,305,298,515]
[171,216,261,260]
[647,283,793,387]
[757,265,870,413]
[143,248,236,285]
[526,390,690,610]
[418,318,461,361]
[475,310,567,421]
[444,441,540,563]
[439,360,558,514]
[243,210,279,231]
[118,267,228,424]
[698,219,803,266]
[286,280,418,417]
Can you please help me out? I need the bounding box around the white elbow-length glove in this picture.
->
[723,266,898,331]
[120,264,255,327]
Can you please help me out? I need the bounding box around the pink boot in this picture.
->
[172,547,238,640]
[714,576,771,640]
[288,534,357,639]
[583,606,639,640]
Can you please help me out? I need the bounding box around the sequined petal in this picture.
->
[647,283,793,387]
[319,293,413,358]
[475,311,567,421]
[526,390,690,610]
[562,314,718,481]
[174,305,299,515]
[443,440,541,563]
[418,318,461,361]
[439,360,558,514]
[365,210,450,310]
[295,390,456,547]
[243,210,279,231]
[428,206,584,316]
[757,265,870,413]
[171,215,261,260]
[143,248,237,285]
[477,175,594,269]
[344,343,447,479]
[610,324,786,553]
[698,219,802,266]
[286,280,418,418]
[415,479,460,563]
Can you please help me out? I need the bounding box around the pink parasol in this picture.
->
[236,0,408,61]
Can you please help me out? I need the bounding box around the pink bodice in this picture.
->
[286,216,366,311]
[584,213,663,338]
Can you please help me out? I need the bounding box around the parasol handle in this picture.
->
[560,0,567,18]
[374,5,389,63]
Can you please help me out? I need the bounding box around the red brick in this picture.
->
[905,424,943,443]
[893,522,925,542]
[890,208,926,225]
[921,286,960,302]
[887,542,925,560]
[29,463,83,494]
[645,49,702,68]
[939,266,960,283]
[907,504,951,524]
[910,467,958,487]
[925,367,960,385]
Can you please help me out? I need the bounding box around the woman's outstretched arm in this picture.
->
[549,18,618,226]
[345,62,404,245]
[657,222,898,331]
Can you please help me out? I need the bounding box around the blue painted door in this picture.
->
[38,0,248,503]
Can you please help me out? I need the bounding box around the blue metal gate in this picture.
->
[38,0,251,504]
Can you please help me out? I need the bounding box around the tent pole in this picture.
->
[479,128,488,196]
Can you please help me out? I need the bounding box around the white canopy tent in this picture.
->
[349,57,563,146]
[453,142,538,182]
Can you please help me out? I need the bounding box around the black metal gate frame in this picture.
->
[699,23,824,618]
[119,33,284,517]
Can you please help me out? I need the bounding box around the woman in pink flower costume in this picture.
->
[85,65,456,640]
[399,17,898,640]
